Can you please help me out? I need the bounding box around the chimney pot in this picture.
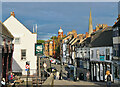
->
[10,11,15,17]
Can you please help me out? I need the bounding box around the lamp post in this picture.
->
[60,39,63,80]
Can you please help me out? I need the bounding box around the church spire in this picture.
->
[88,9,93,35]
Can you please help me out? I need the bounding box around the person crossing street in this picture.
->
[105,70,113,87]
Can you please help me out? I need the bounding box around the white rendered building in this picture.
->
[3,12,37,75]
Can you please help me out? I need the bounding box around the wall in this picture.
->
[3,16,37,75]
[90,47,112,62]
[77,47,90,59]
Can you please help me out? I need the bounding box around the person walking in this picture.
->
[1,78,6,87]
[105,70,113,87]
[86,71,90,81]
[56,71,59,80]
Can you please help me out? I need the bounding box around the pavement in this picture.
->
[54,80,98,85]
[54,80,120,87]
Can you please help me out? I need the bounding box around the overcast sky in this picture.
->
[2,2,118,40]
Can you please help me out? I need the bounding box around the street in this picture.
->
[48,59,119,87]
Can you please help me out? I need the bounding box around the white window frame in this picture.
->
[96,49,99,59]
[15,37,20,44]
[21,49,26,60]
[91,50,94,58]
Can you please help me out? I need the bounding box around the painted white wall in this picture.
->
[90,47,112,62]
[77,47,90,59]
[63,43,66,63]
[3,16,37,75]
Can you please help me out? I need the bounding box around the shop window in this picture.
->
[21,49,26,60]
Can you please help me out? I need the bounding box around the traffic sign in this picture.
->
[25,69,29,71]
[25,65,30,69]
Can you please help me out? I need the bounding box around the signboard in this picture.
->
[100,55,104,61]
[35,43,43,55]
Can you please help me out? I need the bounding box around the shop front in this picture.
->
[2,41,14,81]
[113,61,120,83]
[90,61,112,82]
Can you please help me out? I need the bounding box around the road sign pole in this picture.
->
[26,70,28,87]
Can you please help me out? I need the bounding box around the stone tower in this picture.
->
[88,9,93,35]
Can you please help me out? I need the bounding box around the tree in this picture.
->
[37,40,45,43]
[51,36,57,40]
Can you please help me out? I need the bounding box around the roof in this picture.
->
[0,22,14,38]
[62,34,73,43]
[58,29,63,32]
[80,37,91,47]
[71,38,79,46]
[112,20,120,28]
[3,15,33,36]
[69,38,76,44]
[90,26,113,47]
[58,27,63,32]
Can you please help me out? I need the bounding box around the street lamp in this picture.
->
[60,39,63,80]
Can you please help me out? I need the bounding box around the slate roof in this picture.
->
[0,22,14,38]
[113,20,120,28]
[80,37,91,47]
[90,26,113,47]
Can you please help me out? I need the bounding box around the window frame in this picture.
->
[15,37,20,44]
[21,49,26,60]
[106,48,110,60]
[91,50,94,59]
[96,49,99,59]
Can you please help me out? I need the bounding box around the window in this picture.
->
[80,60,83,68]
[113,27,120,37]
[106,48,110,60]
[91,50,94,58]
[15,38,20,44]
[21,49,26,60]
[113,44,120,57]
[96,49,99,59]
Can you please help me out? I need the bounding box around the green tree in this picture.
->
[50,36,57,40]
[37,40,45,43]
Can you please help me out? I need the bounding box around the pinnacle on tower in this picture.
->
[88,9,93,35]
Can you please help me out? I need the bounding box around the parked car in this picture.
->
[47,67,57,73]
[50,59,56,64]
[50,58,56,63]
[40,56,49,58]
[55,59,60,64]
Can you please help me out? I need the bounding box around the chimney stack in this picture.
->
[85,32,89,38]
[95,26,99,31]
[10,11,15,17]
[117,14,120,21]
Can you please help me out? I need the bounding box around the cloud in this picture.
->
[2,2,118,40]
[37,32,57,40]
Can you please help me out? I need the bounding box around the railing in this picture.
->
[7,69,52,86]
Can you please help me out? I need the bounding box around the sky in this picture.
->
[1,2,118,40]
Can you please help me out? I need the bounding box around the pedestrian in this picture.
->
[56,71,59,80]
[105,70,113,87]
[1,78,6,87]
[9,73,14,83]
[86,71,90,81]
